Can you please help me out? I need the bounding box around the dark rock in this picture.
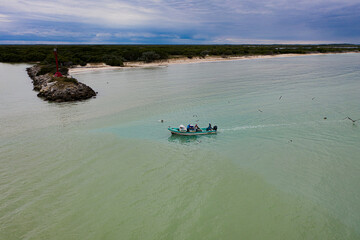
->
[27,65,96,102]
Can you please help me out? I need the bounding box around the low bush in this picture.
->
[37,64,56,75]
[0,44,359,65]
[51,76,78,84]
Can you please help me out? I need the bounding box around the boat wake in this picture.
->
[220,123,294,132]
[220,120,343,132]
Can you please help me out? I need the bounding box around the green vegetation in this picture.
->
[50,76,78,84]
[36,64,69,76]
[139,51,161,63]
[1,44,359,69]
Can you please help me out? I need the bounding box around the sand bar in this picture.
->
[69,52,359,74]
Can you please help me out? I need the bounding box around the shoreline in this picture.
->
[69,52,359,74]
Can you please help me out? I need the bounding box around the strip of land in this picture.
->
[68,52,359,74]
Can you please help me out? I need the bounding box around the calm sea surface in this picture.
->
[1,53,360,239]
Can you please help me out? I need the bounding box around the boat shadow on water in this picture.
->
[167,134,217,145]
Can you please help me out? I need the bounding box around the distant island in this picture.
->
[0,44,359,102]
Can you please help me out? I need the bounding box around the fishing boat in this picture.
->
[168,125,217,136]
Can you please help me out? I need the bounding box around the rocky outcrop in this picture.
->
[26,65,96,102]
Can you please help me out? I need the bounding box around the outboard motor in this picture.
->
[213,125,218,131]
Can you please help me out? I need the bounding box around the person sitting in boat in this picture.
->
[187,124,195,131]
[195,124,202,132]
[179,125,187,132]
[206,123,212,131]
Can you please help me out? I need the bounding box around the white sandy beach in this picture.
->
[68,52,359,74]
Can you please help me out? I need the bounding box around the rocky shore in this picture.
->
[26,65,96,102]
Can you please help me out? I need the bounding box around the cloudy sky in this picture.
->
[1,0,360,44]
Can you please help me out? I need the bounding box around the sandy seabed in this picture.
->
[68,52,359,74]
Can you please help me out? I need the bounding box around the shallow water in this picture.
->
[1,54,360,239]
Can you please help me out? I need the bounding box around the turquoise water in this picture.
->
[1,54,360,239]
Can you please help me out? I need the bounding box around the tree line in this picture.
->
[0,44,359,67]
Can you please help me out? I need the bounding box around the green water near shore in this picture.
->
[1,54,360,239]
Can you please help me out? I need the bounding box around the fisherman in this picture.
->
[187,124,194,132]
[206,123,212,131]
[195,124,201,132]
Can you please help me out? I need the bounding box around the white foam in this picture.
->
[220,120,342,132]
